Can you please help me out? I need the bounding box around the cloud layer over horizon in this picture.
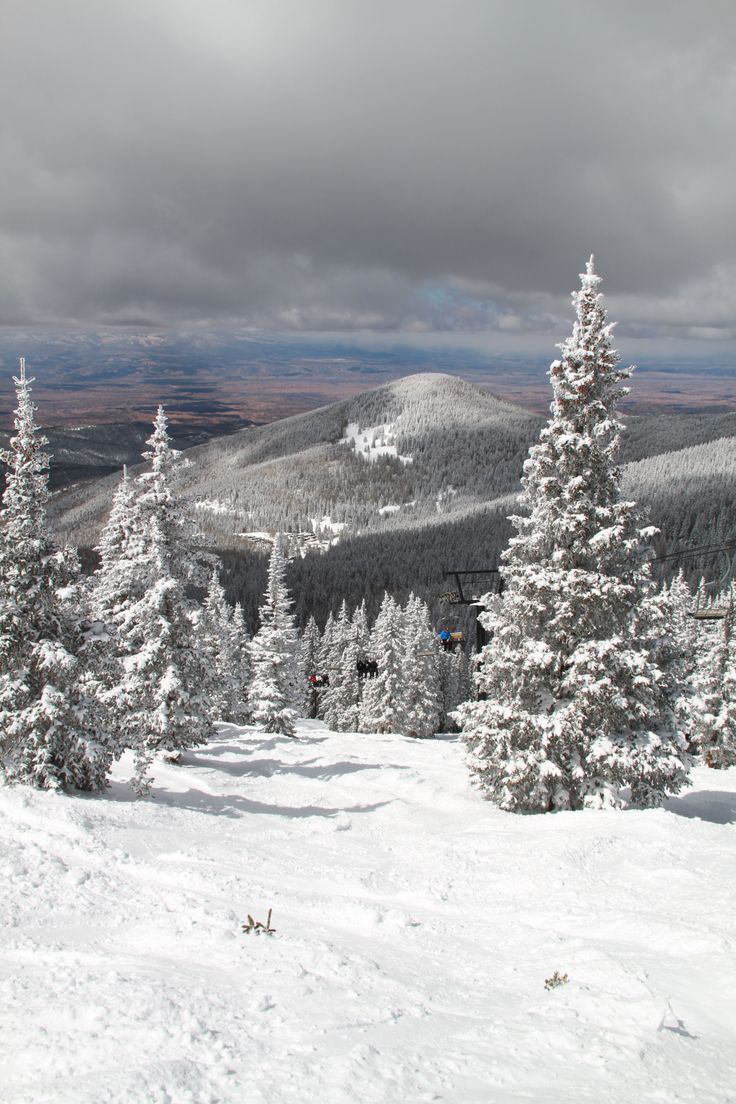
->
[2,0,735,348]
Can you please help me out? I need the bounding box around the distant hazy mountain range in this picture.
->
[1,329,734,433]
[47,372,735,630]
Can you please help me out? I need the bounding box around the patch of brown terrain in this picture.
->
[0,336,733,431]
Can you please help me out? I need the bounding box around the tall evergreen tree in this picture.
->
[248,537,302,736]
[457,259,690,812]
[316,610,338,720]
[352,600,370,661]
[300,615,323,719]
[322,603,362,732]
[359,593,405,733]
[399,594,440,738]
[230,602,252,724]
[91,466,145,626]
[658,572,699,750]
[94,408,213,792]
[0,361,112,790]
[201,569,248,724]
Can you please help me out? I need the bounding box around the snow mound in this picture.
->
[2,724,735,1103]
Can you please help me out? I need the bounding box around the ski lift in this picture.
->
[441,568,504,651]
[442,569,503,606]
[690,605,728,621]
[644,537,736,624]
[688,545,735,622]
[437,626,464,651]
[690,585,733,621]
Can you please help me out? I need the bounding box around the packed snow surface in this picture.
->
[2,723,735,1103]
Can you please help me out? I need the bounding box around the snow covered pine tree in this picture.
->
[92,407,213,793]
[200,575,252,725]
[248,536,302,736]
[321,601,362,733]
[359,592,405,733]
[300,615,323,719]
[0,361,113,790]
[399,594,440,738]
[457,259,690,812]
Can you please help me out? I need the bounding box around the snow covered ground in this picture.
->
[2,723,735,1104]
[342,422,413,465]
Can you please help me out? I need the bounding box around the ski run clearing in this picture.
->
[342,422,413,465]
[2,723,735,1104]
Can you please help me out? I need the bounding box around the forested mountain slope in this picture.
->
[285,431,736,629]
[620,411,736,463]
[49,374,541,546]
[621,436,736,558]
[48,373,735,628]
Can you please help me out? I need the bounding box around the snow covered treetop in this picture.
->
[581,253,599,289]
[547,255,631,442]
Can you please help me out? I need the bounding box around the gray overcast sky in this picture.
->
[1,0,735,350]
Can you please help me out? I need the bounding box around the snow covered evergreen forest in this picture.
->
[2,261,736,1101]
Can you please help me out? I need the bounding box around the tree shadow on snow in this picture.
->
[150,787,391,820]
[210,730,331,753]
[99,778,390,819]
[665,789,736,825]
[184,751,407,781]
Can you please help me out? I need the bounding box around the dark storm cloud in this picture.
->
[1,0,735,342]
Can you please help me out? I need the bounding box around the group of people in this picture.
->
[308,657,380,687]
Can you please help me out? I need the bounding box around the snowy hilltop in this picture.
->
[2,722,735,1103]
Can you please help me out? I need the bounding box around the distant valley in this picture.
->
[1,331,734,438]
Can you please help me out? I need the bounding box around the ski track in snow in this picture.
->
[2,722,735,1104]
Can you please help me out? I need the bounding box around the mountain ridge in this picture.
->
[47,371,735,628]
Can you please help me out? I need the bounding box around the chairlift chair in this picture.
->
[688,551,735,622]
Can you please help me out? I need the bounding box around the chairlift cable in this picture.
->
[644,538,736,565]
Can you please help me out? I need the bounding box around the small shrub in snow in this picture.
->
[242,909,276,935]
[544,971,569,990]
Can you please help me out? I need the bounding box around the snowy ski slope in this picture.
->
[2,723,735,1103]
